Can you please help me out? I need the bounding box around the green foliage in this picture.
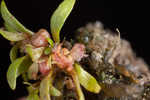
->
[40,75,51,100]
[74,63,101,93]
[4,22,17,32]
[47,38,54,47]
[27,94,40,100]
[7,56,32,90]
[27,62,39,80]
[10,44,18,62]
[0,0,34,35]
[0,29,25,41]
[0,0,103,99]
[50,0,75,43]
[27,86,40,100]
[50,86,62,97]
[44,47,52,55]
[26,44,44,62]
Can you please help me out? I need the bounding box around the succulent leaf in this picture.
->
[47,38,54,47]
[0,0,34,35]
[10,44,18,62]
[0,29,25,41]
[50,85,62,97]
[27,93,40,100]
[27,86,40,100]
[26,44,44,62]
[44,47,52,55]
[7,56,32,90]
[27,62,39,80]
[4,22,17,32]
[50,0,75,42]
[40,75,51,100]
[74,63,101,93]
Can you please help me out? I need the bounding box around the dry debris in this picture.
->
[75,21,150,100]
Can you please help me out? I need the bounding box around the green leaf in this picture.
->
[40,76,51,100]
[1,0,34,35]
[7,56,32,90]
[44,47,52,55]
[27,93,40,100]
[10,44,18,62]
[50,0,75,43]
[46,67,62,97]
[50,85,62,97]
[4,22,17,32]
[46,38,54,47]
[0,29,25,41]
[74,63,101,93]
[26,44,44,62]
[27,86,40,100]
[27,62,39,80]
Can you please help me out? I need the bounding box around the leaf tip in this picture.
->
[6,72,16,90]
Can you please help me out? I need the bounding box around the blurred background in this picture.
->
[0,0,149,99]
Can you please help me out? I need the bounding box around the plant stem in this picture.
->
[70,70,85,100]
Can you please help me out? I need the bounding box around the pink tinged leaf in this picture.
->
[70,43,87,62]
[28,62,39,80]
[26,44,45,62]
[39,57,50,76]
[31,29,50,47]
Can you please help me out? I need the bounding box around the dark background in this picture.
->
[0,0,149,99]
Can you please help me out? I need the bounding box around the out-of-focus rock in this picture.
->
[75,21,150,100]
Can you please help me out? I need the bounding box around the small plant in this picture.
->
[0,0,101,100]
